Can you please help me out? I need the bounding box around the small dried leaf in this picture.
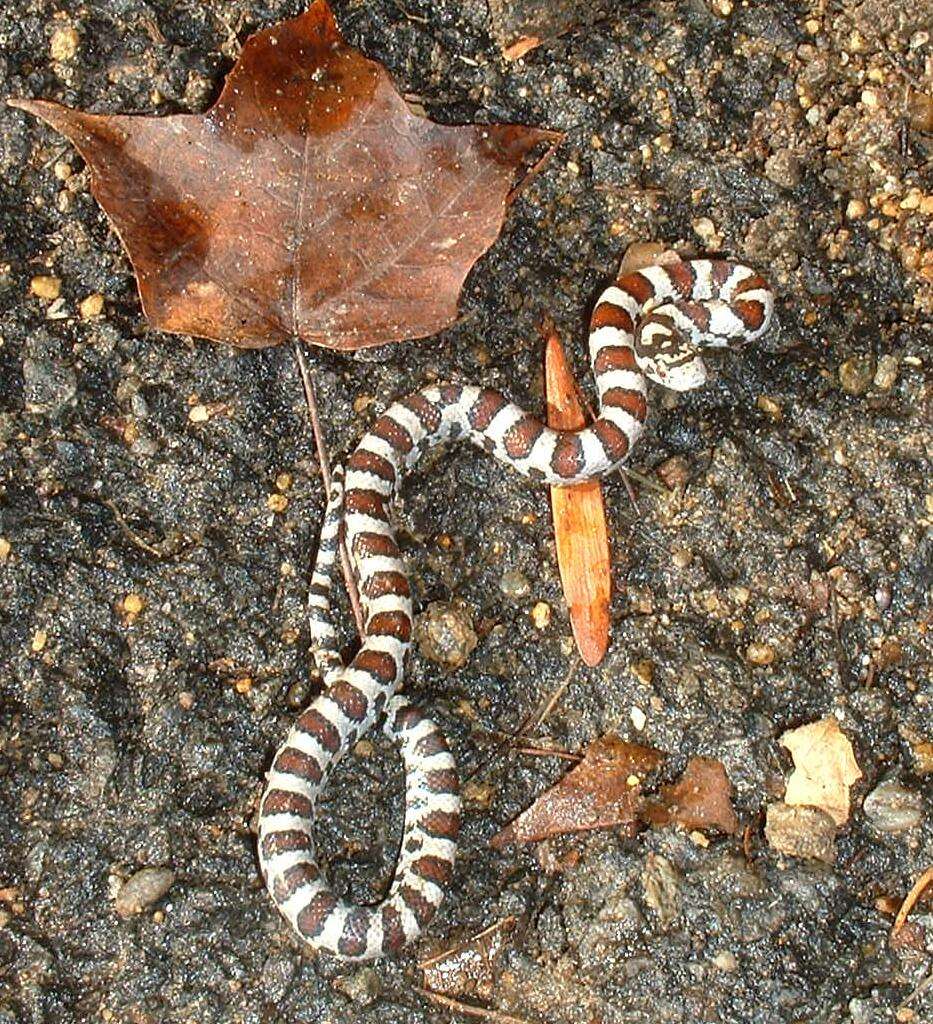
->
[780,717,862,826]
[12,2,559,351]
[419,917,515,1000]
[643,756,740,834]
[642,852,681,928]
[545,326,610,666]
[490,735,663,848]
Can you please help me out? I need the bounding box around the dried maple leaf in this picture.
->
[490,735,663,847]
[642,756,740,834]
[11,1,558,350]
[545,323,610,667]
[779,717,862,826]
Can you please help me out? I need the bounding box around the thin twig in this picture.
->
[511,743,581,761]
[828,581,849,687]
[892,867,933,937]
[619,470,640,513]
[102,499,164,558]
[506,132,562,206]
[292,340,365,636]
[620,467,667,494]
[463,660,577,783]
[529,658,576,732]
[414,987,537,1024]
[898,970,932,1010]
[472,730,581,761]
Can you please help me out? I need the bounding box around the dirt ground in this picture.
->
[1,1,930,1022]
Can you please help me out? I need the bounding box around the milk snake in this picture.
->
[257,258,774,960]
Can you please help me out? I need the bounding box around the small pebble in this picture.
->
[130,436,160,457]
[909,739,933,776]
[861,86,882,107]
[122,593,145,617]
[499,569,530,600]
[765,802,836,863]
[29,275,61,301]
[415,600,478,669]
[285,679,310,710]
[462,779,495,809]
[712,951,738,972]
[78,293,104,319]
[178,691,195,710]
[0,538,10,562]
[530,601,551,630]
[656,455,689,490]
[53,160,72,181]
[845,199,868,220]
[267,493,288,513]
[630,706,647,731]
[671,547,692,569]
[618,241,673,275]
[746,642,775,666]
[873,354,899,390]
[838,357,873,396]
[764,149,801,188]
[756,395,783,421]
[188,404,210,423]
[333,967,381,1006]
[907,90,933,133]
[631,659,654,685]
[31,630,48,653]
[692,217,720,246]
[50,25,80,62]
[274,472,292,492]
[862,780,924,832]
[115,867,175,917]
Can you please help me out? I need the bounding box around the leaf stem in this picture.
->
[292,340,365,638]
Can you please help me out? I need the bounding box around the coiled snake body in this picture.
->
[258,259,774,959]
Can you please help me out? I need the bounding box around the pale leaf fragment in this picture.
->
[780,717,862,826]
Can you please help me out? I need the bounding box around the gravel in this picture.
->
[1,2,931,1023]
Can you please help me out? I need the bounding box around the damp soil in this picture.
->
[0,2,930,1023]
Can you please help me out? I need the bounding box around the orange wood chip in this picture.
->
[545,324,611,666]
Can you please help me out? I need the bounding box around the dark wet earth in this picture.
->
[1,1,931,1022]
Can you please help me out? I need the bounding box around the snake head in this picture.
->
[635,314,708,391]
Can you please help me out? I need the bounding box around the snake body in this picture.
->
[257,259,774,960]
